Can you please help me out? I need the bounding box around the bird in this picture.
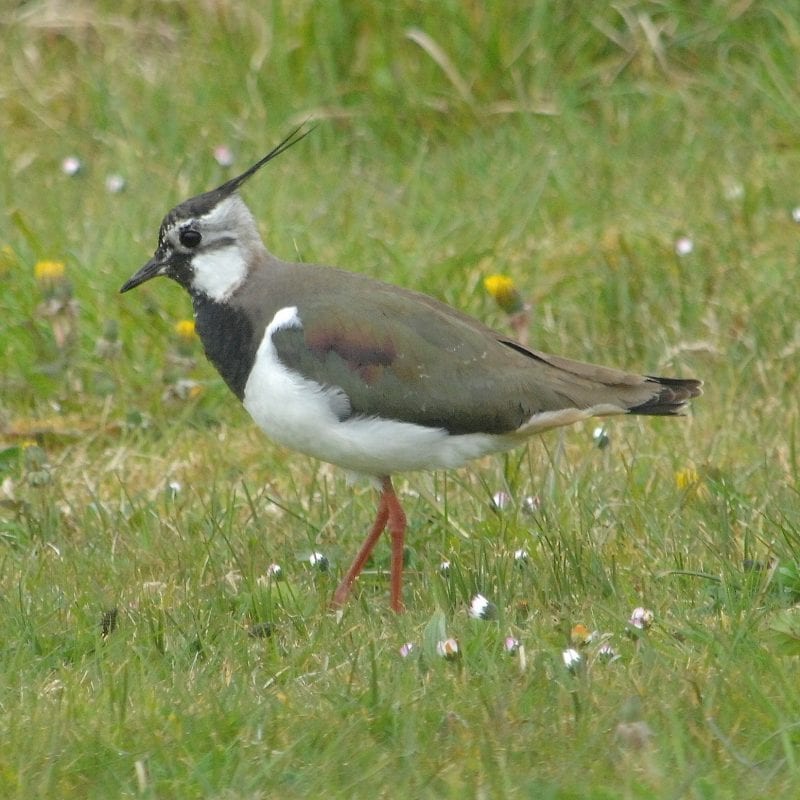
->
[120,127,702,613]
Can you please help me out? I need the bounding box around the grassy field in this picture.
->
[2,1,800,797]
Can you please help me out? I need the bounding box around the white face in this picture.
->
[190,246,248,302]
[164,195,257,302]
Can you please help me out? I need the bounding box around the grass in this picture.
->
[2,0,800,797]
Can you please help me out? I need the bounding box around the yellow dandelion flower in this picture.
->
[34,260,66,282]
[484,273,524,314]
[675,467,700,490]
[174,319,197,341]
[675,466,711,499]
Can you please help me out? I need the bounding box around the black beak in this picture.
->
[120,256,165,293]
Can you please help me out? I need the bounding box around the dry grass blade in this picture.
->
[405,27,475,107]
[4,0,177,42]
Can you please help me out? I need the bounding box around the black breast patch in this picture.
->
[192,296,258,400]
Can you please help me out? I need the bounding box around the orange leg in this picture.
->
[384,481,408,613]
[331,480,390,608]
[331,477,407,612]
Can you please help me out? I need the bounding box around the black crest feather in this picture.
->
[170,124,315,222]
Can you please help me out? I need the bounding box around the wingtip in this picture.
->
[629,376,703,416]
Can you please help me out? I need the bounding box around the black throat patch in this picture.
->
[192,295,259,401]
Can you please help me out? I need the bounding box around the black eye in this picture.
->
[179,228,202,248]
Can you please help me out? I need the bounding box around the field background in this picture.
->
[2,1,800,797]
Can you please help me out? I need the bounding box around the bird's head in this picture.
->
[120,125,312,302]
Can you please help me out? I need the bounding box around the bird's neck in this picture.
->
[192,294,258,401]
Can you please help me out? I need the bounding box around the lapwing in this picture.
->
[121,128,702,613]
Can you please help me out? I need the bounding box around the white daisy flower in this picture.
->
[309,552,329,572]
[629,607,654,629]
[436,638,460,659]
[562,648,582,671]
[469,593,497,620]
